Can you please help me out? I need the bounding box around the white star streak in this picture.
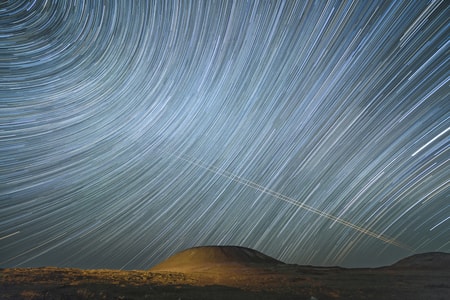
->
[0,231,20,241]
[412,126,450,157]
[1,0,448,269]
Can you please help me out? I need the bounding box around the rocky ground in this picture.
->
[1,249,449,299]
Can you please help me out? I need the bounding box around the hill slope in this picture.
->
[149,246,284,272]
[389,252,450,270]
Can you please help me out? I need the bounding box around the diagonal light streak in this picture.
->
[171,152,412,251]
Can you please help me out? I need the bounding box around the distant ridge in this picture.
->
[389,252,450,270]
[149,246,284,272]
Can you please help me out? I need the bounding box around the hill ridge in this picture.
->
[389,251,450,270]
[149,245,283,272]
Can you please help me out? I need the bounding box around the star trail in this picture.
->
[0,0,449,270]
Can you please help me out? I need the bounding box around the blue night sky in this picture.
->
[1,0,449,269]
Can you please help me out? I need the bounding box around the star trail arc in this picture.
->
[0,0,449,269]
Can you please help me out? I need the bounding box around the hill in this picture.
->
[389,252,450,270]
[149,245,284,272]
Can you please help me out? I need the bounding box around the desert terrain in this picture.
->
[1,246,449,299]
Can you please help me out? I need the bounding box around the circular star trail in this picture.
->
[1,0,449,269]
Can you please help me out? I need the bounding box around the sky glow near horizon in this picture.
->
[0,0,449,269]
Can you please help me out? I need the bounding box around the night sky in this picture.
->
[1,0,449,270]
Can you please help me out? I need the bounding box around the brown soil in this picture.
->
[1,248,449,300]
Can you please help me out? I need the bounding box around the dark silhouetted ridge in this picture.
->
[389,252,450,270]
[150,246,284,272]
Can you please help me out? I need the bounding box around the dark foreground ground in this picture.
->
[1,265,449,300]
[1,251,449,299]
